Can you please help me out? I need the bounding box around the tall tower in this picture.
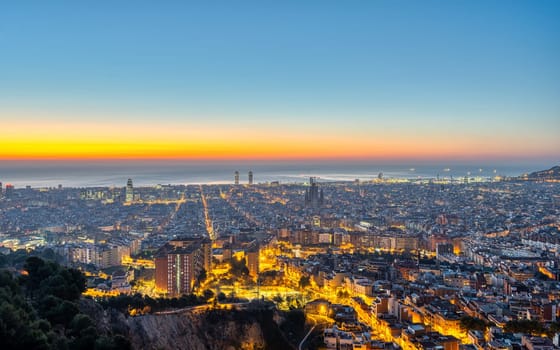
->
[305,177,323,208]
[5,184,14,198]
[125,178,134,202]
[234,171,239,185]
[248,171,253,185]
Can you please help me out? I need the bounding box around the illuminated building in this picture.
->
[125,178,134,202]
[98,245,130,268]
[246,243,259,279]
[248,170,253,185]
[312,215,321,227]
[66,244,130,268]
[234,171,239,185]
[155,237,212,296]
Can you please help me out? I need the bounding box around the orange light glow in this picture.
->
[1,118,556,161]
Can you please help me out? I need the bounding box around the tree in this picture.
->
[228,258,249,277]
[197,269,207,284]
[42,299,80,326]
[460,316,488,332]
[504,319,544,335]
[69,314,95,337]
[1,255,130,350]
[337,290,350,299]
[298,276,311,289]
[22,257,85,301]
[0,269,52,349]
[203,289,215,301]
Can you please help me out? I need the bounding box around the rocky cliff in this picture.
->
[81,300,296,350]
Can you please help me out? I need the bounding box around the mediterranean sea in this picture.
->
[0,160,551,188]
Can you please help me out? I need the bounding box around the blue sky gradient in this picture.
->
[0,1,559,161]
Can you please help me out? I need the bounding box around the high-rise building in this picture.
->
[246,243,259,279]
[234,171,239,185]
[0,182,2,197]
[155,237,212,296]
[305,177,323,208]
[248,171,253,185]
[125,178,134,202]
[5,184,14,198]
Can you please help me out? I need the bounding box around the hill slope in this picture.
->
[526,165,560,181]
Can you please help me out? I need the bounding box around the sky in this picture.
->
[0,1,559,163]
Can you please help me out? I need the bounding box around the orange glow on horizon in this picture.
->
[1,118,556,161]
[1,139,553,161]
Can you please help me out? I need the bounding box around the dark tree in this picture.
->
[460,316,488,332]
[298,276,311,289]
[504,319,544,335]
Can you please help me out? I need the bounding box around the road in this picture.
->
[154,304,210,315]
[153,301,253,315]
[299,315,317,350]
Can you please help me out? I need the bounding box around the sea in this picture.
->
[0,160,552,189]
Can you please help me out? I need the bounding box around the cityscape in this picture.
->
[1,167,560,349]
[1,1,560,350]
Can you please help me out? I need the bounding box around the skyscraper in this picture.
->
[305,177,324,208]
[5,184,14,198]
[248,171,253,185]
[125,178,134,203]
[234,171,239,185]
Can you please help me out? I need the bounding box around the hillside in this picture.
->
[525,165,560,181]
[0,255,301,350]
[81,300,297,350]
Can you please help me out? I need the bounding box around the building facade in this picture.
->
[155,237,212,296]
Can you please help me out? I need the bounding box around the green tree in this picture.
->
[504,319,544,335]
[0,271,51,350]
[22,256,85,301]
[69,314,95,337]
[460,316,488,332]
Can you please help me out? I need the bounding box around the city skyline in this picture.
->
[1,1,559,162]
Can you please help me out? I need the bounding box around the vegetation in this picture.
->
[337,290,350,299]
[504,319,544,335]
[298,276,311,289]
[279,309,306,346]
[0,256,130,350]
[196,268,207,285]
[258,270,280,286]
[228,257,249,277]
[460,316,489,332]
[98,293,205,314]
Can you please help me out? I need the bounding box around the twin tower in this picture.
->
[234,170,253,185]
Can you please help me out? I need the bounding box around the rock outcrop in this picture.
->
[81,300,295,350]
